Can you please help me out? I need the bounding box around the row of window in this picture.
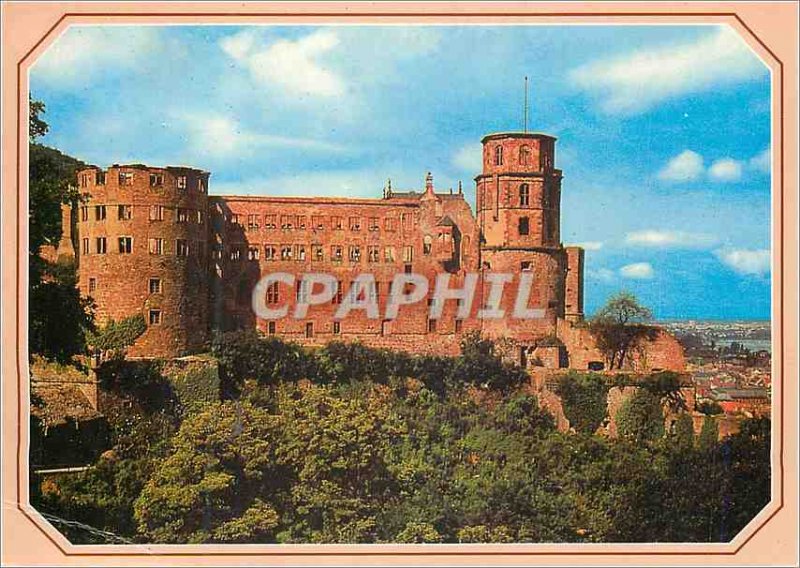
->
[79,171,205,192]
[492,145,554,169]
[228,213,411,233]
[80,204,204,224]
[220,243,417,264]
[263,318,460,337]
[81,236,201,256]
[87,276,163,294]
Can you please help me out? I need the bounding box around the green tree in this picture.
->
[698,416,719,451]
[590,292,658,369]
[555,372,609,435]
[671,412,695,451]
[616,389,664,445]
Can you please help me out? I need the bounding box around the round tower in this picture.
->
[76,164,210,357]
[475,132,566,345]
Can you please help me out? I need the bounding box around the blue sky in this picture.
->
[30,24,772,320]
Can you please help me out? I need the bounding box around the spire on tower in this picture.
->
[458,180,463,194]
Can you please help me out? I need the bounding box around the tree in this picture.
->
[28,98,93,361]
[615,389,664,445]
[590,292,658,370]
[671,412,695,452]
[555,372,609,435]
[698,416,719,451]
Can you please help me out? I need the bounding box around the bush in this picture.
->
[163,360,220,415]
[88,315,146,353]
[616,388,664,444]
[555,372,609,435]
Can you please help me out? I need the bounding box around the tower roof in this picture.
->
[481,131,557,143]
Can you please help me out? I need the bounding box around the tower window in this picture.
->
[88,277,97,293]
[494,145,503,166]
[149,173,163,187]
[176,239,190,257]
[177,208,190,223]
[149,205,165,221]
[313,245,324,261]
[82,238,89,255]
[149,278,162,294]
[149,309,162,325]
[118,204,133,220]
[332,280,343,304]
[248,247,260,260]
[305,322,314,338]
[266,282,280,304]
[428,318,437,333]
[332,245,343,262]
[519,184,530,206]
[423,235,433,255]
[518,217,530,236]
[118,236,133,254]
[333,321,341,335]
[95,171,106,185]
[149,238,164,255]
[177,176,187,189]
[519,145,531,166]
[80,206,89,222]
[267,321,276,335]
[119,172,134,186]
[95,237,107,254]
[94,205,106,221]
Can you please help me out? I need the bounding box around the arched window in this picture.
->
[494,145,503,166]
[518,217,530,236]
[423,235,433,255]
[519,183,530,206]
[519,145,531,166]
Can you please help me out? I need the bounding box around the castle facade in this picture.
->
[64,131,684,372]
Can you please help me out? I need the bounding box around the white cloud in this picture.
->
[220,29,344,97]
[715,248,770,276]
[749,148,771,173]
[708,158,743,182]
[570,27,765,114]
[658,150,704,181]
[620,262,655,279]
[589,268,615,282]
[452,143,483,173]
[33,26,160,85]
[573,241,604,251]
[178,114,345,157]
[625,230,717,248]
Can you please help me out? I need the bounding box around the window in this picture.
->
[177,175,187,189]
[247,214,259,230]
[149,205,165,221]
[80,206,89,222]
[230,213,240,225]
[296,280,309,303]
[518,217,530,236]
[80,173,89,188]
[281,245,292,261]
[96,170,106,185]
[368,246,379,263]
[149,238,164,255]
[333,321,341,335]
[427,318,437,333]
[519,183,530,206]
[296,216,307,230]
[349,216,361,231]
[267,321,276,335]
[264,214,277,229]
[266,282,280,304]
[149,309,162,325]
[82,238,89,254]
[519,145,531,166]
[312,215,325,230]
[212,245,223,260]
[542,186,550,208]
[95,237,107,254]
[312,245,324,261]
[331,216,343,230]
[176,239,190,257]
[118,237,133,254]
[149,278,162,294]
[149,173,163,187]
[95,205,106,221]
[280,215,294,230]
[248,247,260,260]
[264,245,277,261]
[368,217,379,231]
[494,145,503,166]
[332,245,343,262]
[349,246,361,262]
[402,245,414,263]
[455,319,463,333]
[305,322,314,338]
[230,247,241,261]
[177,208,190,223]
[197,178,205,192]
[332,280,343,304]
[423,235,433,255]
[118,204,133,220]
[297,245,306,261]
[521,261,532,271]
[384,217,397,232]
[404,264,412,274]
[88,277,97,293]
[384,246,396,263]
[119,171,134,186]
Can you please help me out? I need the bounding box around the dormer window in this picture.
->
[149,173,163,187]
[177,176,187,190]
[494,145,503,166]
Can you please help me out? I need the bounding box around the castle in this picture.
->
[60,131,684,372]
